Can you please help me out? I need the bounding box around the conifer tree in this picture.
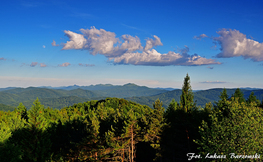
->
[214,88,229,111]
[15,103,28,121]
[196,99,263,158]
[180,73,195,112]
[17,98,52,161]
[246,91,260,106]
[232,88,246,103]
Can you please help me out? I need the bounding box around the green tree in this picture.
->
[214,88,229,115]
[246,91,260,106]
[15,103,28,121]
[15,98,52,161]
[232,88,246,103]
[180,73,195,112]
[196,99,263,161]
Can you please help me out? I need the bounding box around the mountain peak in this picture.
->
[124,83,137,86]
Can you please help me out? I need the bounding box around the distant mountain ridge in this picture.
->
[40,83,176,92]
[0,84,262,111]
[126,88,263,108]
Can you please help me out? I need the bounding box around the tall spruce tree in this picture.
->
[232,88,246,103]
[180,73,195,112]
[247,91,260,106]
[214,88,229,111]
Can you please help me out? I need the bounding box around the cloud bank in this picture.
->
[61,26,220,66]
[213,29,263,61]
[200,81,227,84]
[29,62,47,67]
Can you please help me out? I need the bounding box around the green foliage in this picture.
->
[232,88,246,103]
[1,79,263,161]
[180,73,195,112]
[0,103,16,111]
[247,91,260,106]
[1,86,263,110]
[196,99,263,161]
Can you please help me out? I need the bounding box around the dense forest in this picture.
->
[1,83,263,111]
[1,74,263,161]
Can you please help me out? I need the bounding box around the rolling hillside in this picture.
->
[0,84,167,110]
[0,85,262,110]
[126,88,263,108]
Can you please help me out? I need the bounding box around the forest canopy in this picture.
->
[0,74,262,161]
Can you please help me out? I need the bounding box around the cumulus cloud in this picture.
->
[214,29,263,61]
[194,34,208,40]
[61,26,221,66]
[113,49,221,66]
[62,26,143,58]
[80,27,119,56]
[200,81,227,84]
[51,40,59,46]
[144,35,163,51]
[40,63,47,67]
[30,62,38,67]
[120,35,142,52]
[0,57,6,61]
[62,31,87,50]
[59,62,71,67]
[79,63,95,67]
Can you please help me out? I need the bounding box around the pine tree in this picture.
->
[19,98,52,161]
[246,91,260,106]
[196,99,263,159]
[214,88,229,111]
[232,88,246,103]
[180,73,195,112]
[15,103,28,121]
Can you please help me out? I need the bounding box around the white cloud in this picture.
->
[79,26,119,56]
[51,40,59,46]
[144,35,163,51]
[59,62,71,67]
[0,57,6,61]
[62,30,87,50]
[113,49,221,66]
[194,34,208,40]
[120,35,142,52]
[30,62,38,67]
[40,63,47,67]
[62,26,143,58]
[61,26,221,66]
[43,45,46,48]
[214,29,263,61]
[200,81,227,84]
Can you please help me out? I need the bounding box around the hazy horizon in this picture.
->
[1,82,262,91]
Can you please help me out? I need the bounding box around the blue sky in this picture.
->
[1,0,263,89]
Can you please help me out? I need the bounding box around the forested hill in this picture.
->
[0,85,263,110]
[125,88,263,108]
[0,88,101,109]
[0,84,168,110]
